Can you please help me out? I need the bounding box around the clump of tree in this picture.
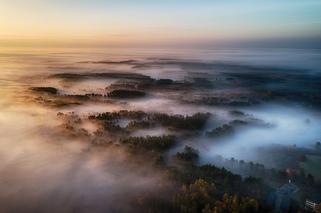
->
[206,119,252,138]
[89,111,211,131]
[106,78,185,92]
[59,94,91,101]
[156,79,174,85]
[316,141,321,149]
[192,77,213,89]
[174,179,216,213]
[167,164,243,190]
[30,87,58,94]
[89,110,147,120]
[121,135,176,151]
[106,79,153,91]
[102,121,123,132]
[229,110,246,117]
[174,179,261,213]
[150,112,211,130]
[166,162,272,205]
[189,96,259,107]
[51,72,152,81]
[107,89,146,98]
[126,120,154,130]
[206,124,234,137]
[174,146,199,163]
[203,193,260,213]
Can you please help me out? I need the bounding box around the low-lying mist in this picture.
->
[1,48,321,212]
[200,103,321,168]
[0,99,171,213]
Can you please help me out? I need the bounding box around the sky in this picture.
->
[1,0,321,48]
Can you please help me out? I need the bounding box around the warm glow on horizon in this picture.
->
[1,0,321,48]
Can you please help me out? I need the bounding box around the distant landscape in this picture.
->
[1,0,321,212]
[0,48,320,212]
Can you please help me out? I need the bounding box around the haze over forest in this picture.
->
[0,1,321,213]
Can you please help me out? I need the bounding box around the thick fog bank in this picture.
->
[201,103,321,167]
[0,100,169,213]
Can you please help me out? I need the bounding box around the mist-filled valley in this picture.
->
[1,48,321,213]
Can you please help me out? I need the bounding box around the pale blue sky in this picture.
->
[1,0,321,47]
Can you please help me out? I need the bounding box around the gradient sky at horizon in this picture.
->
[1,0,321,48]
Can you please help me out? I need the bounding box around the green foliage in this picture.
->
[206,124,234,137]
[206,120,250,138]
[90,111,211,131]
[102,121,123,132]
[210,193,259,213]
[175,146,199,163]
[166,164,242,191]
[89,110,147,120]
[174,179,216,213]
[192,78,213,89]
[121,135,176,151]
[229,110,246,117]
[127,120,154,130]
[150,112,211,130]
[156,79,174,85]
[107,89,146,98]
[174,179,260,213]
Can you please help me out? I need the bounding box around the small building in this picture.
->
[305,200,320,212]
